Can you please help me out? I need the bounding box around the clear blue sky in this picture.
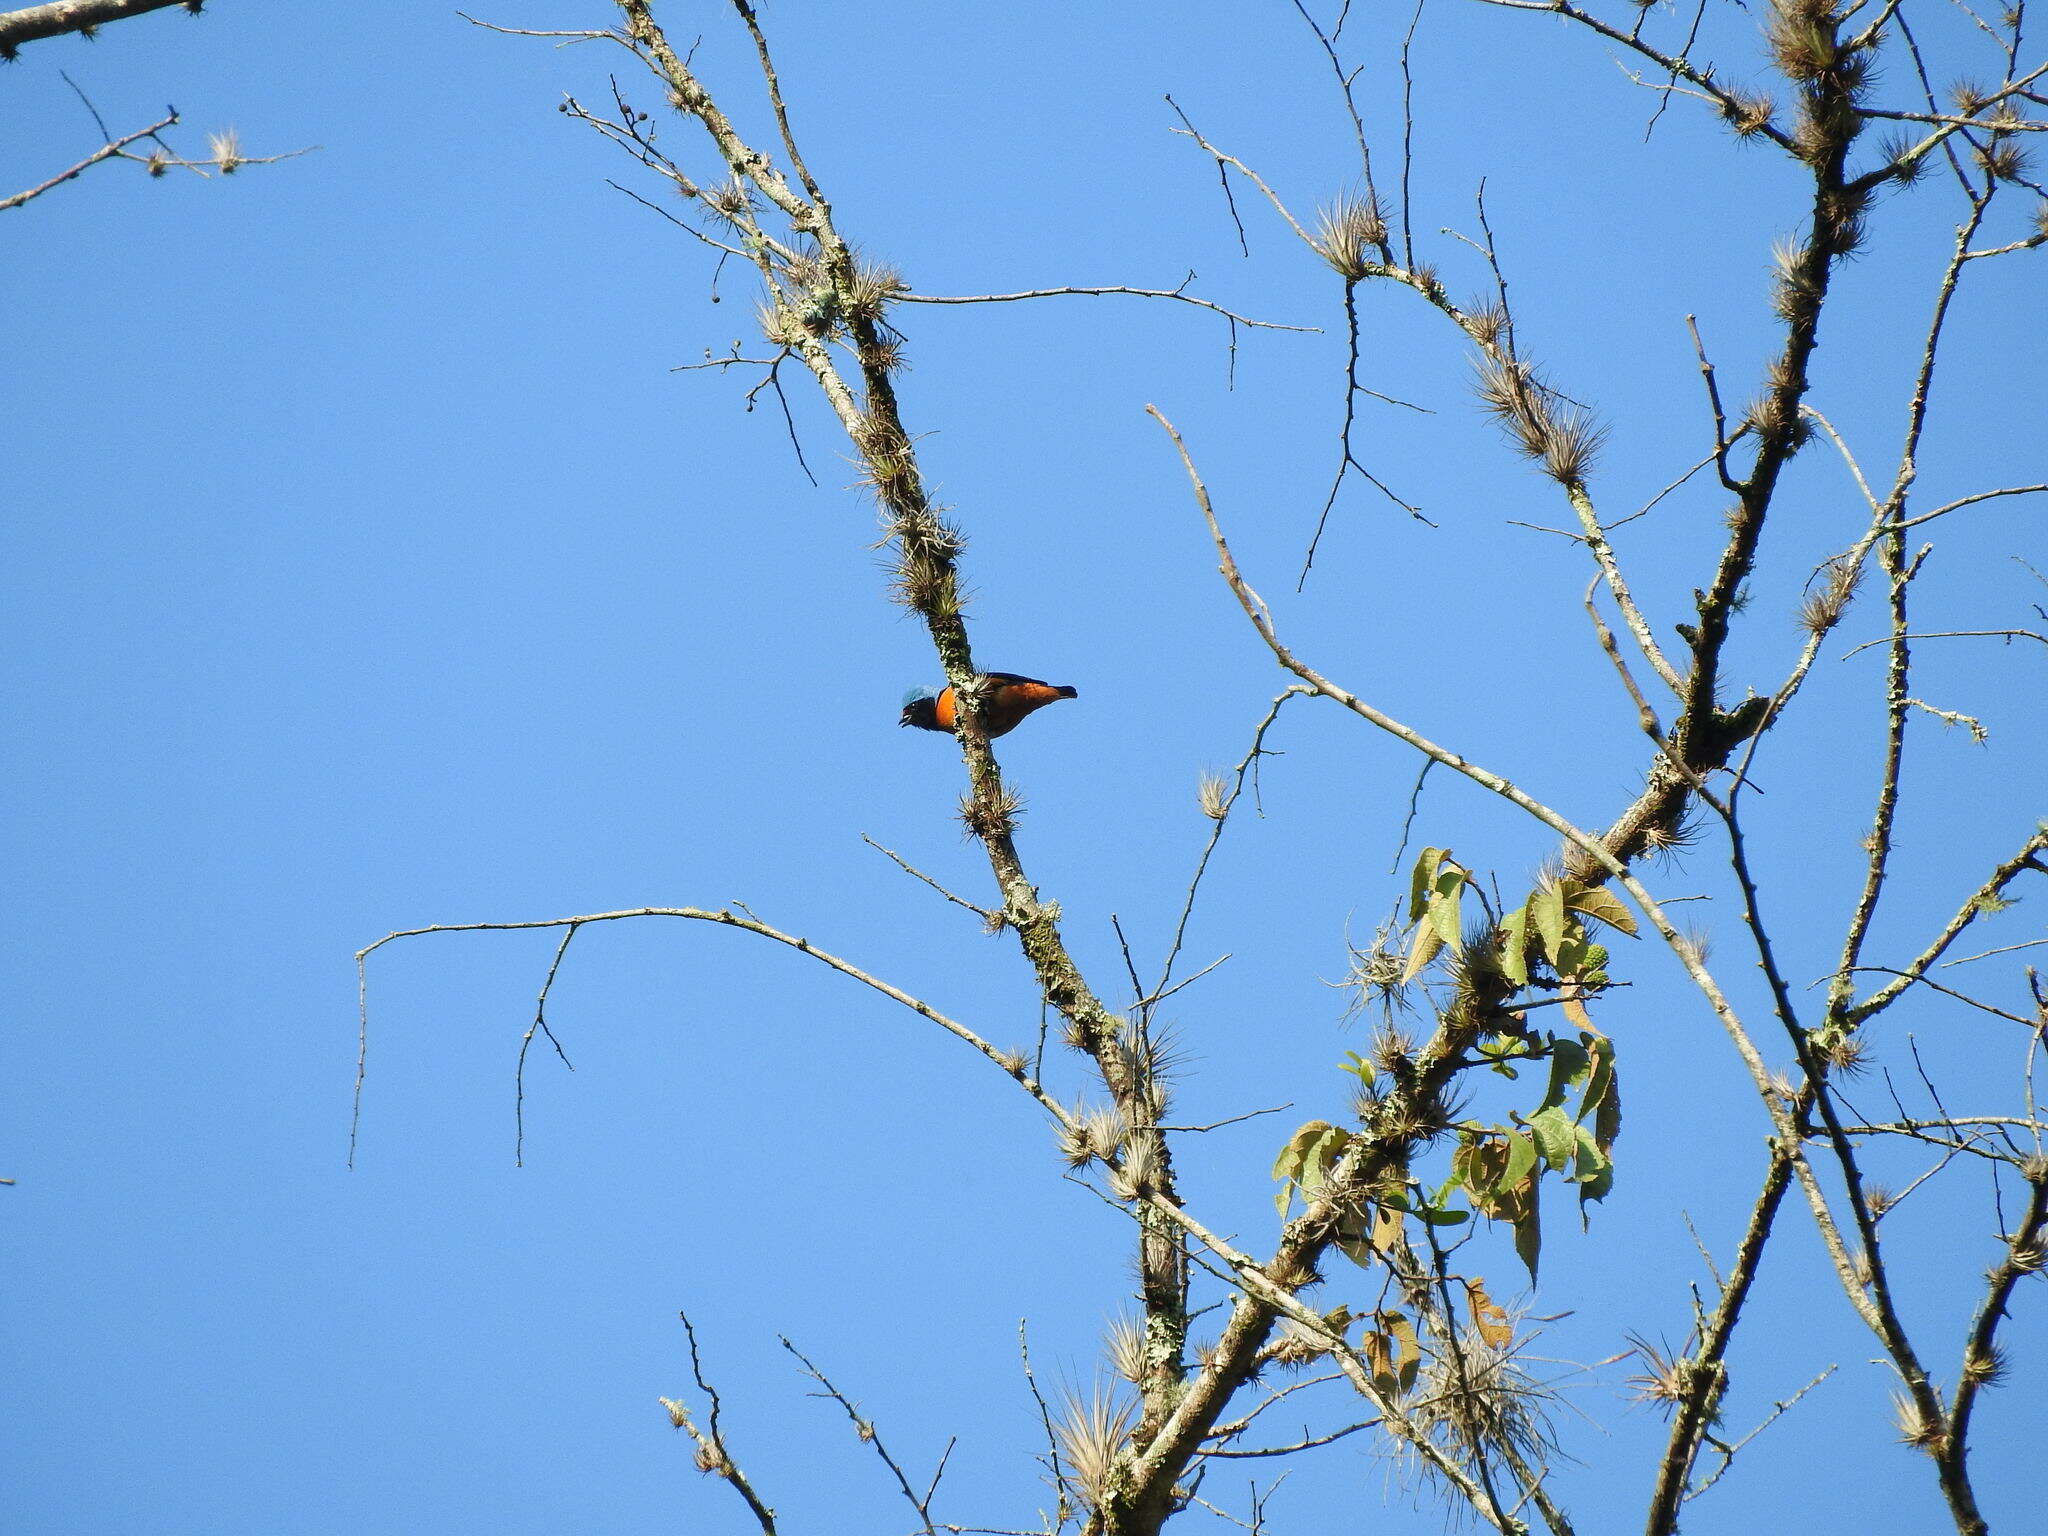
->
[7,3,2044,1532]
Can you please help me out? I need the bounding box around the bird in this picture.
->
[900,672,1078,739]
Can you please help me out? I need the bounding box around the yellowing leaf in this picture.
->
[1467,1280,1514,1349]
[1530,884,1567,963]
[1427,868,1467,948]
[1402,921,1446,984]
[1409,847,1445,923]
[1564,883,1640,936]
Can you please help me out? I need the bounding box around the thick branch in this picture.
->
[0,0,195,54]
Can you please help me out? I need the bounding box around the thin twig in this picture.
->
[514,922,580,1166]
[782,1337,940,1535]
[898,285,1315,333]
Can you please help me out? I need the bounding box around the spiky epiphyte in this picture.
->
[703,175,752,224]
[1108,1132,1161,1200]
[1800,552,1865,634]
[844,257,907,323]
[1816,184,1871,258]
[1083,1103,1130,1163]
[1765,0,1845,82]
[1465,302,1510,348]
[901,560,959,617]
[1821,1031,1873,1077]
[1444,918,1510,1011]
[778,248,826,291]
[1265,1251,1323,1290]
[1104,1314,1148,1386]
[865,336,910,374]
[1892,1392,1947,1453]
[1623,1334,1701,1418]
[755,300,804,350]
[1408,1326,1564,1479]
[207,128,243,174]
[1640,804,1704,868]
[1473,356,1605,485]
[1962,1344,2008,1388]
[1976,139,2032,182]
[1721,89,1779,139]
[1056,1106,1101,1168]
[1310,194,1388,280]
[1371,1023,1417,1075]
[1053,1386,1136,1513]
[1865,1183,1899,1219]
[1342,924,1411,1021]
[1876,129,1928,184]
[1769,236,1821,323]
[1265,1315,1334,1368]
[1671,925,1713,969]
[1197,770,1230,821]
[1949,78,1990,116]
[853,412,911,482]
[957,780,1022,840]
[693,1443,731,1476]
[885,506,966,611]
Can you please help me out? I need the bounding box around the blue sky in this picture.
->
[6,3,2045,1532]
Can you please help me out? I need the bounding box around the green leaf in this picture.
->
[1579,1031,1615,1128]
[1574,1122,1615,1205]
[1341,1051,1378,1090]
[1272,1120,1336,1182]
[1503,1129,1539,1191]
[1414,1205,1471,1227]
[1499,904,1531,988]
[1427,868,1467,948]
[1528,1105,1577,1171]
[1409,847,1445,923]
[1590,1038,1622,1150]
[1552,923,1595,976]
[1298,1125,1352,1193]
[1539,1037,1592,1112]
[1570,1122,1612,1182]
[1564,883,1640,936]
[1514,1188,1543,1286]
[1530,884,1567,964]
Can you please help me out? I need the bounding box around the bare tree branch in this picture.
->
[0,0,198,56]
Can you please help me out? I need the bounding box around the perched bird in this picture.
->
[900,672,1078,739]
